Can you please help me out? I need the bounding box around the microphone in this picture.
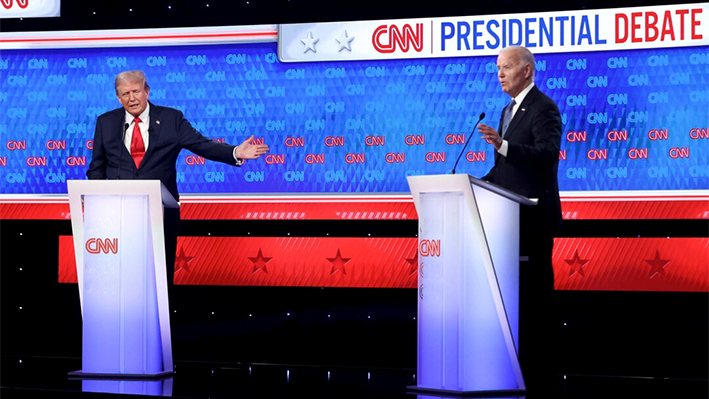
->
[118,123,129,179]
[451,112,485,174]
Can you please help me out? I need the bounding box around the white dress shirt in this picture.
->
[123,104,150,151]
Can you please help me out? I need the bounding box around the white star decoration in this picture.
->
[335,30,355,52]
[301,31,319,53]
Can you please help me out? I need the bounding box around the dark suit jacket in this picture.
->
[86,102,238,200]
[482,85,563,235]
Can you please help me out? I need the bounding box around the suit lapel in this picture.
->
[114,109,134,167]
[142,103,161,167]
[494,86,539,164]
[504,86,538,140]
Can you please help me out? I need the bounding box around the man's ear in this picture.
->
[524,64,532,79]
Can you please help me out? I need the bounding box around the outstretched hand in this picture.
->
[477,123,503,150]
[235,135,270,159]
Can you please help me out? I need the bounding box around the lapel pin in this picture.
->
[521,108,526,112]
[156,120,161,125]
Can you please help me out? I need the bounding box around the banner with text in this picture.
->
[279,3,708,62]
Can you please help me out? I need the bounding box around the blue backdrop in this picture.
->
[0,43,707,194]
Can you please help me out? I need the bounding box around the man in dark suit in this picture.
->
[87,70,269,305]
[478,46,562,397]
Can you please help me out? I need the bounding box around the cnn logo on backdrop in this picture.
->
[372,23,424,53]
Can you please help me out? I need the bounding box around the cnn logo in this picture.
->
[85,238,118,254]
[419,239,441,257]
[372,23,423,53]
[1,0,29,9]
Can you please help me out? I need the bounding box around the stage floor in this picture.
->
[0,356,706,399]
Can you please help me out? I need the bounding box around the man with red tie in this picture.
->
[87,70,269,305]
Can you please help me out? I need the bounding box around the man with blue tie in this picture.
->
[87,70,270,306]
[478,46,562,397]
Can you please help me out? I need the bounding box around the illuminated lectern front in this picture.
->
[406,173,536,396]
[67,180,178,378]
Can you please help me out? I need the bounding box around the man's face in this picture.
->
[116,80,150,117]
[497,49,530,98]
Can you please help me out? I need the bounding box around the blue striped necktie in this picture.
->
[501,99,516,138]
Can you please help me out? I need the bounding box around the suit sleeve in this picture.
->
[505,100,561,169]
[175,112,238,165]
[86,117,108,179]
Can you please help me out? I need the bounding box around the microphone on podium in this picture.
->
[451,112,485,174]
[122,122,130,143]
[118,123,129,180]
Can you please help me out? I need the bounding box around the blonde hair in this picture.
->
[115,70,150,94]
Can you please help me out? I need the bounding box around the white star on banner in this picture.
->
[335,30,355,52]
[301,31,319,53]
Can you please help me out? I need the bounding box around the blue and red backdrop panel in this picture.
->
[0,6,707,293]
[0,43,707,193]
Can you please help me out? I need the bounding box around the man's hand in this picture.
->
[235,135,270,159]
[477,123,503,150]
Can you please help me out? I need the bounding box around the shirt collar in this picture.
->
[513,82,535,106]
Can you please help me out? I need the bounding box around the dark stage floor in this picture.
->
[0,356,707,399]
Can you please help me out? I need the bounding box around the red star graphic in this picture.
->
[174,247,195,274]
[326,249,351,276]
[405,252,418,277]
[565,250,590,277]
[644,250,670,279]
[248,248,273,274]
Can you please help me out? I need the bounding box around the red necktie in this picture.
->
[130,117,145,168]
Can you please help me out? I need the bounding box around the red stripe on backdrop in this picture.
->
[59,236,420,288]
[0,203,71,220]
[3,195,708,220]
[0,201,418,220]
[179,201,417,220]
[174,237,418,287]
[560,200,709,220]
[58,235,78,283]
[0,31,279,44]
[60,236,708,292]
[553,237,709,292]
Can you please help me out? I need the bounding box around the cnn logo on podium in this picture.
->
[85,238,119,254]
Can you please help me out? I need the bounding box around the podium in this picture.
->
[406,174,536,396]
[67,180,179,378]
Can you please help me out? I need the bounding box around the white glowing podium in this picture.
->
[67,180,179,378]
[406,174,536,396]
